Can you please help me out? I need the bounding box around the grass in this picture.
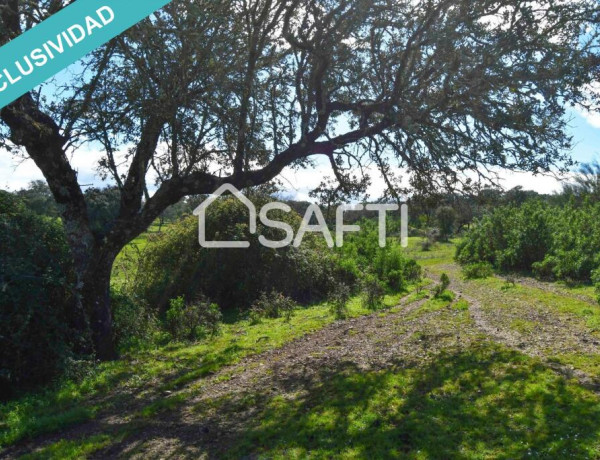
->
[402,236,457,267]
[547,353,600,377]
[5,235,600,457]
[19,435,113,460]
[112,222,162,286]
[0,288,410,449]
[457,276,600,335]
[510,318,539,334]
[403,291,455,320]
[225,342,600,459]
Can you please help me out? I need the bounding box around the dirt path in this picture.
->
[426,264,600,391]
[92,292,480,459]
[1,293,440,459]
[429,264,600,351]
[6,262,600,459]
[105,264,600,458]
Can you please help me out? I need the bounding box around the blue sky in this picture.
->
[568,110,600,164]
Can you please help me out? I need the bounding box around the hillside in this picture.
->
[2,239,600,458]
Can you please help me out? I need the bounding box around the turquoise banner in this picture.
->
[0,0,173,109]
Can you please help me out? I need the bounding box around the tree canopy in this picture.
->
[0,0,598,359]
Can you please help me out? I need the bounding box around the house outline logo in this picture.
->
[193,183,257,248]
[193,183,409,250]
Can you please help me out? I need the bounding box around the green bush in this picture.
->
[130,197,346,311]
[421,238,433,252]
[0,191,78,397]
[457,199,600,284]
[111,289,158,351]
[249,291,297,323]
[128,198,421,320]
[335,219,420,291]
[433,273,451,298]
[435,206,456,241]
[166,296,222,341]
[386,269,405,291]
[462,262,494,280]
[403,259,424,283]
[361,275,386,310]
[456,201,552,272]
[329,283,351,319]
[372,246,422,291]
[592,269,600,305]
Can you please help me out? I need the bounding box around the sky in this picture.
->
[1,104,599,200]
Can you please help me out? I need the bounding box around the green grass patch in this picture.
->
[510,318,539,334]
[470,277,600,333]
[453,299,469,311]
[19,434,112,460]
[0,403,98,449]
[549,354,600,379]
[0,287,414,448]
[402,237,458,267]
[404,292,455,320]
[226,342,600,459]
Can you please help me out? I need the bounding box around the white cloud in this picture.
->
[279,160,565,201]
[0,154,45,191]
[0,146,106,191]
[577,109,600,129]
[1,145,565,198]
[494,170,564,194]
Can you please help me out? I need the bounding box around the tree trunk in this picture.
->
[80,247,119,361]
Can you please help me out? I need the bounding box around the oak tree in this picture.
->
[0,0,598,359]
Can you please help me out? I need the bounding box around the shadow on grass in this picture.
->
[97,342,600,459]
[231,345,600,458]
[0,338,254,452]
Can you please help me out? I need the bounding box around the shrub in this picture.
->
[420,238,432,252]
[386,269,405,291]
[421,228,439,251]
[458,200,600,285]
[403,259,424,283]
[456,201,553,272]
[129,198,421,319]
[362,275,386,310]
[336,220,420,290]
[502,275,517,290]
[0,191,78,397]
[111,289,158,351]
[531,257,556,281]
[61,357,97,384]
[166,296,222,341]
[592,269,600,305]
[130,197,342,311]
[372,246,422,292]
[334,257,360,287]
[435,206,456,241]
[433,273,451,298]
[249,291,297,323]
[462,262,494,280]
[329,283,351,319]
